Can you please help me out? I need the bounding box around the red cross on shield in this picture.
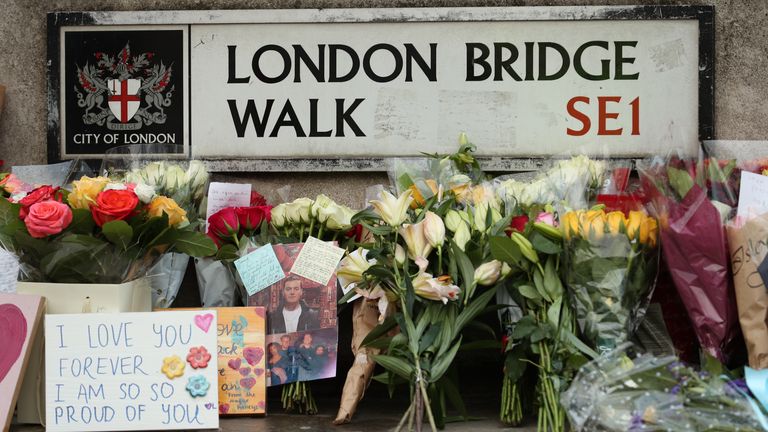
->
[107,79,141,123]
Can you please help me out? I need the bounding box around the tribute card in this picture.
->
[290,236,345,286]
[234,244,285,296]
[45,310,219,431]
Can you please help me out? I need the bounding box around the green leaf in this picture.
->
[532,267,553,303]
[419,325,441,354]
[490,214,513,236]
[504,345,528,382]
[172,230,217,257]
[101,220,134,250]
[451,242,476,299]
[702,352,724,376]
[667,166,695,199]
[530,230,561,255]
[547,296,563,328]
[66,208,95,234]
[561,328,599,360]
[430,337,462,382]
[361,315,398,347]
[543,256,564,299]
[518,284,542,302]
[454,287,496,338]
[372,354,414,380]
[0,197,21,227]
[440,376,468,421]
[489,235,523,267]
[216,244,240,260]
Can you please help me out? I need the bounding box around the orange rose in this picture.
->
[90,189,139,227]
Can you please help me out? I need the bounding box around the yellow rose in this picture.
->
[606,211,626,235]
[626,211,644,241]
[639,215,659,247]
[68,176,110,209]
[148,196,188,226]
[580,209,606,240]
[562,211,579,241]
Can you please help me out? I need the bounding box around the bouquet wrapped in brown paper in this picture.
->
[728,213,768,369]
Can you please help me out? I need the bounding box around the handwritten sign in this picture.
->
[205,182,251,231]
[45,311,219,431]
[737,172,768,225]
[234,244,285,296]
[290,236,345,286]
[215,307,266,415]
[0,294,44,432]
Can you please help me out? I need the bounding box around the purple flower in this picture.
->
[670,384,681,395]
[628,411,644,431]
[725,378,750,395]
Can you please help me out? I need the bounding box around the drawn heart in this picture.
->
[0,304,28,382]
[257,400,265,410]
[253,368,265,377]
[227,358,241,370]
[194,313,214,333]
[243,346,264,366]
[218,403,230,414]
[204,402,214,410]
[254,307,265,318]
[239,367,251,377]
[240,377,256,390]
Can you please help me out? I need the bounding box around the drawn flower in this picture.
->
[186,375,210,397]
[161,355,185,379]
[186,346,212,369]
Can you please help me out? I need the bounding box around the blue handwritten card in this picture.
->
[235,244,286,296]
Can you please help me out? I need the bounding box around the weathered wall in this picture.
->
[1,0,767,206]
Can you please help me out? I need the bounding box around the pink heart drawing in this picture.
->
[219,403,230,414]
[253,368,265,377]
[254,307,265,318]
[239,367,251,377]
[0,304,27,382]
[227,358,241,371]
[240,377,256,390]
[194,313,214,333]
[257,400,265,410]
[243,346,264,366]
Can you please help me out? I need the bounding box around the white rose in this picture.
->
[104,182,128,191]
[164,165,188,193]
[141,161,165,186]
[133,183,156,204]
[186,160,209,200]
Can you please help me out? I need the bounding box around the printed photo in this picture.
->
[265,328,338,387]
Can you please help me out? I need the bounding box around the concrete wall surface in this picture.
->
[1,0,766,206]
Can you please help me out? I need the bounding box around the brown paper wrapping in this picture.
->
[333,299,383,424]
[0,84,5,119]
[728,214,768,369]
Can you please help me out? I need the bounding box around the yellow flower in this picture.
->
[626,211,644,241]
[148,196,188,226]
[409,179,438,209]
[579,210,606,240]
[68,176,109,209]
[606,211,626,235]
[562,211,579,241]
[162,355,185,379]
[639,215,658,247]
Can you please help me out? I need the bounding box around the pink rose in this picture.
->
[535,212,556,227]
[24,201,73,238]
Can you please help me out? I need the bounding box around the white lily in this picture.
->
[371,189,412,227]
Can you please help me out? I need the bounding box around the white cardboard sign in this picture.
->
[45,311,219,431]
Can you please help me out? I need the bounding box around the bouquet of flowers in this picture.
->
[561,208,660,353]
[562,344,768,431]
[346,144,507,431]
[638,156,742,363]
[0,175,216,283]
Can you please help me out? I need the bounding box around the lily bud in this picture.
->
[474,260,502,286]
[423,211,445,247]
[399,220,433,260]
[395,244,406,266]
[445,210,463,233]
[453,221,471,251]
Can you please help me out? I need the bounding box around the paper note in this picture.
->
[0,249,19,294]
[12,161,74,187]
[235,244,286,296]
[737,172,768,224]
[45,310,219,432]
[289,236,345,286]
[205,182,251,232]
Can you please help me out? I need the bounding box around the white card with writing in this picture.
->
[46,311,219,431]
[289,236,345,286]
[737,171,768,224]
[205,182,251,232]
[234,244,286,296]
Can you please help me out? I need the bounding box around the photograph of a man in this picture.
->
[269,275,320,334]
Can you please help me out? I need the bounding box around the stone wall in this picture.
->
[1,0,766,205]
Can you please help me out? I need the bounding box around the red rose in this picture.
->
[207,207,240,242]
[236,206,272,234]
[18,185,61,219]
[508,215,529,235]
[90,189,139,227]
[345,223,364,242]
[250,191,267,207]
[24,201,73,238]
